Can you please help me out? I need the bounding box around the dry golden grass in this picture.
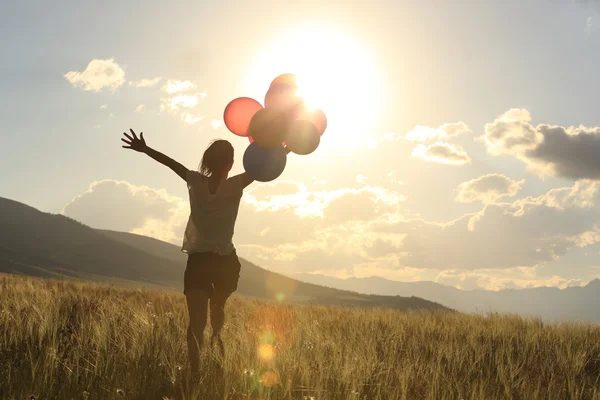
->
[1,273,600,400]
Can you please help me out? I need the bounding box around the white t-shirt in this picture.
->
[181,171,244,255]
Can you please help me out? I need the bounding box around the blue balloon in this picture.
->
[243,142,287,182]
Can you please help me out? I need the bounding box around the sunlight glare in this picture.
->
[246,26,384,148]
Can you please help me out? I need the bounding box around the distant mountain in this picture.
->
[294,273,600,323]
[0,197,448,312]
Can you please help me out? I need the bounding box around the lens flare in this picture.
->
[260,371,278,387]
[258,343,275,362]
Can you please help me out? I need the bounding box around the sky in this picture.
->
[2,0,600,290]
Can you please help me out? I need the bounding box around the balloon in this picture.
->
[299,107,327,135]
[264,83,304,120]
[243,142,287,182]
[285,120,320,155]
[248,108,289,148]
[223,97,263,136]
[269,73,298,90]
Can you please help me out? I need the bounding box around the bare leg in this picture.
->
[209,292,231,356]
[185,290,209,375]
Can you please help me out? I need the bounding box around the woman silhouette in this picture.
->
[122,129,254,374]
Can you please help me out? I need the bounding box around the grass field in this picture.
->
[1,274,600,399]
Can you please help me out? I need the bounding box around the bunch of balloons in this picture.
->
[223,74,327,182]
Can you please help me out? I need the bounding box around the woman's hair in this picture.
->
[199,139,234,178]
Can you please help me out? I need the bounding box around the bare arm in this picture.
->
[238,172,254,189]
[121,129,188,181]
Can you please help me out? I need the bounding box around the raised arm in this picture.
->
[121,129,188,181]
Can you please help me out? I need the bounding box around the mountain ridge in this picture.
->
[294,273,600,322]
[0,196,448,312]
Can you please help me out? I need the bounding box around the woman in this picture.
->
[121,129,253,374]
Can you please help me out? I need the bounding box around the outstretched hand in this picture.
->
[121,129,147,152]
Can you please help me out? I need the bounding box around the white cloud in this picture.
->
[161,94,199,111]
[483,108,543,155]
[135,104,145,112]
[484,109,600,180]
[412,142,471,165]
[100,104,108,109]
[128,77,162,88]
[356,174,368,184]
[456,174,525,204]
[586,16,595,34]
[161,80,195,93]
[181,113,204,124]
[435,268,586,291]
[62,179,188,244]
[405,122,471,142]
[373,180,600,270]
[211,120,223,129]
[64,58,125,92]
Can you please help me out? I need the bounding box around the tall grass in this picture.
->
[1,273,600,399]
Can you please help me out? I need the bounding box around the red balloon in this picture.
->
[264,83,304,121]
[299,107,327,136]
[248,108,290,148]
[285,120,320,155]
[269,73,298,90]
[223,97,263,136]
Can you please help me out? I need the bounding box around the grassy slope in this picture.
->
[0,196,447,312]
[1,274,600,400]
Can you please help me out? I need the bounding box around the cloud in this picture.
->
[412,142,471,165]
[356,174,368,184]
[161,94,199,111]
[364,238,402,258]
[100,104,108,109]
[128,77,162,88]
[405,122,472,142]
[586,16,595,34]
[135,104,145,112]
[161,80,195,93]
[456,174,525,204]
[484,109,600,180]
[483,108,543,155]
[62,179,188,244]
[211,120,223,129]
[373,180,600,270]
[528,125,600,179]
[244,181,403,220]
[181,112,204,124]
[64,58,125,92]
[434,268,586,291]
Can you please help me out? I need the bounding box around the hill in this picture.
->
[0,196,447,311]
[295,273,600,322]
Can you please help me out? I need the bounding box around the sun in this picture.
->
[245,26,384,148]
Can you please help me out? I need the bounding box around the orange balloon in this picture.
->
[223,97,263,136]
[299,107,327,135]
[269,73,298,90]
[285,120,320,155]
[248,108,290,148]
[264,83,304,121]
